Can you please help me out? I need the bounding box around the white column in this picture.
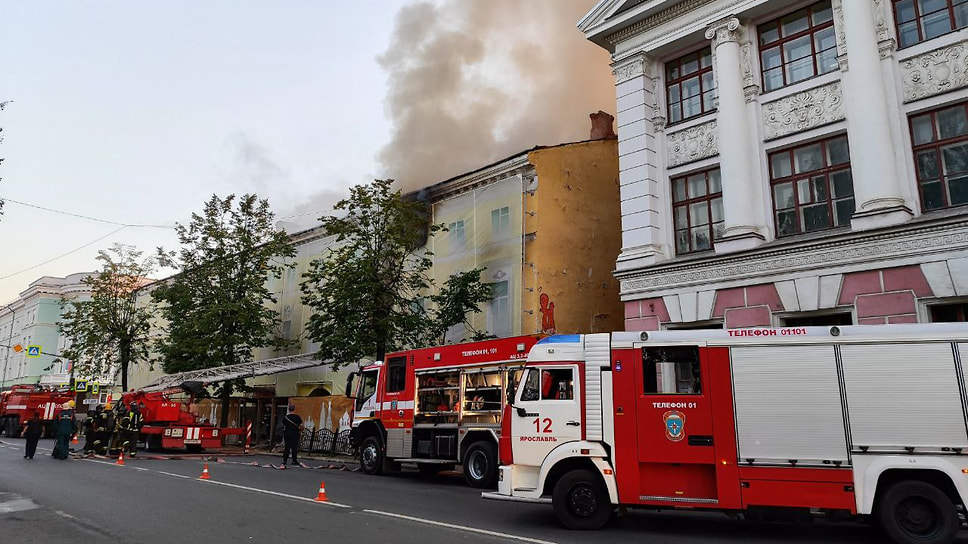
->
[706,18,765,253]
[612,53,666,271]
[841,0,911,230]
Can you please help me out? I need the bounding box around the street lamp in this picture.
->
[1,302,16,390]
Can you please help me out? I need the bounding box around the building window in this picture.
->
[769,135,855,237]
[672,168,723,254]
[666,47,716,124]
[930,302,968,321]
[487,281,511,338]
[448,220,466,252]
[781,313,852,326]
[894,0,968,48]
[759,1,837,93]
[491,206,510,239]
[910,102,968,211]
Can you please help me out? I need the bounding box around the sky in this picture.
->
[0,0,613,305]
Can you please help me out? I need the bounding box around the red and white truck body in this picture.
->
[350,335,540,487]
[485,325,968,544]
[0,384,73,438]
[121,390,244,452]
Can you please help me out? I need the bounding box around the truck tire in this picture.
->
[877,480,959,544]
[359,435,384,475]
[462,441,498,488]
[6,417,21,438]
[552,469,612,530]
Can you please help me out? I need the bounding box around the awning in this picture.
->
[140,353,331,393]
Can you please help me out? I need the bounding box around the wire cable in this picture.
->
[0,225,128,281]
[0,197,174,228]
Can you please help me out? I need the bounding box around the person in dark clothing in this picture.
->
[53,402,77,460]
[119,402,142,458]
[93,405,111,455]
[281,404,303,467]
[23,412,43,459]
[82,409,97,455]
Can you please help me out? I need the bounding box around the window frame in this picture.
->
[671,167,724,255]
[909,101,968,212]
[386,356,407,393]
[893,0,968,48]
[665,46,716,125]
[642,346,703,396]
[768,134,855,237]
[758,1,837,93]
[448,219,466,253]
[491,206,510,239]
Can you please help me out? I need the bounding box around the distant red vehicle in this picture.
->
[0,384,74,438]
[121,385,245,452]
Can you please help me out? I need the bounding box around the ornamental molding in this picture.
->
[613,54,647,84]
[872,0,895,57]
[619,221,968,294]
[667,120,718,167]
[610,0,752,57]
[900,40,968,103]
[762,81,844,140]
[741,42,760,102]
[705,17,741,45]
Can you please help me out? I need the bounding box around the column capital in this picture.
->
[611,53,654,84]
[705,17,742,45]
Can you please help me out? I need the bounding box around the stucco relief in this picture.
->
[666,120,718,167]
[901,41,968,102]
[620,225,968,293]
[613,56,645,84]
[762,81,844,140]
[741,43,759,102]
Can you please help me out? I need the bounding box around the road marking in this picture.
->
[197,479,352,508]
[157,471,191,479]
[133,467,150,472]
[363,510,558,544]
[0,498,40,514]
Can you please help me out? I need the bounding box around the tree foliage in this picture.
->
[152,194,295,426]
[301,179,493,368]
[58,244,156,392]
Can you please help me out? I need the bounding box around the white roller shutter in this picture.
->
[731,345,848,465]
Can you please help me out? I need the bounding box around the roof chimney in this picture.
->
[589,110,616,140]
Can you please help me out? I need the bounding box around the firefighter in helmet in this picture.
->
[53,401,77,460]
[119,401,143,458]
[92,404,111,455]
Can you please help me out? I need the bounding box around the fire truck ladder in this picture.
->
[139,353,328,393]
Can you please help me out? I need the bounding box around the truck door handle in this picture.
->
[688,435,713,446]
[566,421,580,426]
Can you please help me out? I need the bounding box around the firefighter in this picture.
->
[93,404,111,455]
[52,401,76,460]
[120,401,142,457]
[82,409,97,456]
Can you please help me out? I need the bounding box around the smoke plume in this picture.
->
[378,0,614,193]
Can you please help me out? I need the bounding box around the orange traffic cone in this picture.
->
[116,451,125,466]
[72,434,79,445]
[200,464,211,480]
[314,481,328,502]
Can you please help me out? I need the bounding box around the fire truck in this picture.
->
[350,335,540,487]
[484,325,968,544]
[121,384,245,452]
[0,384,74,438]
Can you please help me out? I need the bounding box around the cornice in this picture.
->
[618,218,968,294]
[422,154,533,203]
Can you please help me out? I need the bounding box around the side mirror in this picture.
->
[344,372,357,398]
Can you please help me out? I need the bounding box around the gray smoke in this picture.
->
[378,0,614,193]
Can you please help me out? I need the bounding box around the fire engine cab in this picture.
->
[350,335,539,487]
[484,324,968,544]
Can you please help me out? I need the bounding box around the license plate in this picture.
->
[184,440,201,445]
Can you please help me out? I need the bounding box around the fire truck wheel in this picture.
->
[463,441,497,488]
[359,435,384,475]
[877,480,959,544]
[552,469,612,530]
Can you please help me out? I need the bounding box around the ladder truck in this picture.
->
[349,335,540,487]
[484,325,968,544]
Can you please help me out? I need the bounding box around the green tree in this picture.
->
[58,243,156,392]
[300,179,493,368]
[152,194,295,426]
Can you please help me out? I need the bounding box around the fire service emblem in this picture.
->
[663,410,685,442]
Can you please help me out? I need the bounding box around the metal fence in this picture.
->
[299,428,353,456]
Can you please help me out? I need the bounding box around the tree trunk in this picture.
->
[120,342,131,392]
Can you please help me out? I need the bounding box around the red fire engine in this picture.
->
[350,335,539,487]
[121,385,245,452]
[0,384,74,438]
[484,325,968,544]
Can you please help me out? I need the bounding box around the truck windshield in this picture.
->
[356,369,379,412]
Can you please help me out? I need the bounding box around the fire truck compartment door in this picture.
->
[510,365,582,468]
[635,345,718,501]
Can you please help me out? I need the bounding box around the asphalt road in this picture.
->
[0,438,965,544]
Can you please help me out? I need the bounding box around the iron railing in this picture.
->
[298,428,353,455]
